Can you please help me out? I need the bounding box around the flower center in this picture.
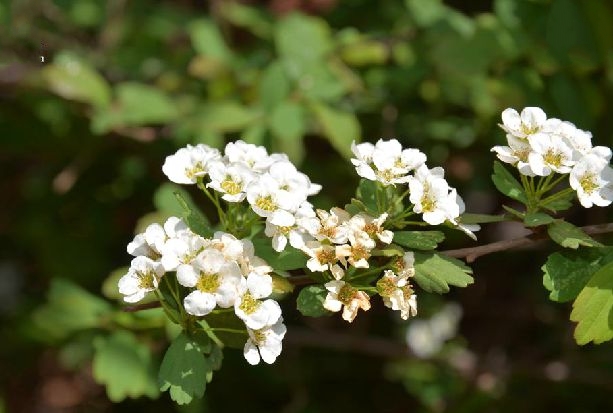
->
[377,169,395,183]
[221,178,242,195]
[316,248,337,265]
[186,162,205,179]
[580,172,599,194]
[376,275,396,298]
[239,292,261,315]
[196,272,220,293]
[252,329,266,345]
[337,284,358,305]
[351,245,370,261]
[363,222,379,237]
[255,195,277,212]
[543,150,563,168]
[138,270,156,290]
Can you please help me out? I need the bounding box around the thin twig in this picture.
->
[443,222,613,263]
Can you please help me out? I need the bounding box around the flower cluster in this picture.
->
[492,107,613,208]
[376,252,418,320]
[351,139,479,238]
[119,217,286,365]
[163,140,321,249]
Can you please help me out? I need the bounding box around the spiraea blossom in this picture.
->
[162,144,221,184]
[408,165,458,226]
[234,272,283,330]
[493,106,613,208]
[118,256,165,303]
[377,268,417,320]
[323,280,371,322]
[351,139,426,185]
[243,318,287,365]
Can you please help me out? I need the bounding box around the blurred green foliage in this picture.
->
[2,0,613,411]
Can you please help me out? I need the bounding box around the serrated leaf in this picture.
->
[158,333,210,405]
[297,285,331,317]
[93,331,159,402]
[524,212,555,227]
[355,179,378,213]
[311,103,360,159]
[543,248,613,302]
[570,261,613,345]
[413,252,474,294]
[548,220,603,249]
[32,278,112,341]
[393,231,445,250]
[491,161,527,203]
[252,237,307,271]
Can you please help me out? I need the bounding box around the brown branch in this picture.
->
[443,222,613,263]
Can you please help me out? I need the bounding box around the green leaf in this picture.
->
[153,183,212,237]
[93,331,159,402]
[158,333,210,405]
[540,190,575,213]
[413,252,474,294]
[297,285,331,317]
[275,13,332,78]
[543,248,613,302]
[198,102,261,133]
[524,212,555,227]
[491,161,527,203]
[220,2,272,38]
[32,279,112,341]
[174,192,213,238]
[570,261,613,345]
[355,179,378,213]
[202,312,246,349]
[91,83,178,133]
[43,52,111,109]
[259,61,291,111]
[458,213,507,224]
[189,19,232,64]
[252,237,307,271]
[548,220,603,249]
[393,231,445,250]
[310,103,360,160]
[269,101,306,164]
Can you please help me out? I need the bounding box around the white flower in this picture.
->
[264,209,312,252]
[500,107,548,140]
[118,256,165,303]
[350,139,426,185]
[178,249,243,316]
[225,140,274,173]
[544,119,593,156]
[211,231,245,262]
[207,161,255,202]
[162,144,221,184]
[246,174,296,217]
[377,269,417,320]
[302,241,346,280]
[491,134,535,176]
[527,132,575,176]
[243,318,287,365]
[408,165,457,225]
[569,155,613,208]
[323,280,371,322]
[405,303,462,358]
[335,241,371,269]
[310,208,351,244]
[234,272,282,330]
[348,212,393,245]
[160,232,208,272]
[268,160,321,199]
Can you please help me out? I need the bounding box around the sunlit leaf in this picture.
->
[393,231,445,250]
[491,161,527,203]
[93,331,159,402]
[571,261,613,345]
[297,285,331,317]
[548,220,603,249]
[413,252,474,294]
[311,103,360,159]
